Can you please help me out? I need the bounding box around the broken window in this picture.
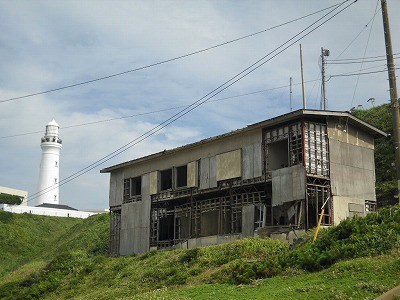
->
[254,205,264,230]
[160,169,173,190]
[266,139,289,171]
[175,165,187,188]
[304,122,329,176]
[123,176,142,202]
[365,200,377,213]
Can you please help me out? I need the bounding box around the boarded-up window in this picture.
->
[150,171,158,195]
[349,203,364,218]
[216,149,242,181]
[187,161,198,187]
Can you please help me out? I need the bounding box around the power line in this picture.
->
[335,5,382,59]
[0,3,343,104]
[349,0,379,112]
[326,64,387,81]
[327,56,399,64]
[1,79,320,139]
[26,0,356,203]
[330,67,400,78]
[327,52,400,62]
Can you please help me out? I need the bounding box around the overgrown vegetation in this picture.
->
[0,193,22,205]
[0,210,81,278]
[0,206,399,299]
[353,104,397,206]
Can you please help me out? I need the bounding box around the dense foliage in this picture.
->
[0,193,22,205]
[0,206,399,299]
[284,205,400,271]
[353,104,398,206]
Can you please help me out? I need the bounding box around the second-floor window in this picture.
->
[123,176,142,202]
[160,169,173,191]
[175,165,187,188]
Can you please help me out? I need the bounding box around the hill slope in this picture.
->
[0,206,400,299]
[0,211,82,278]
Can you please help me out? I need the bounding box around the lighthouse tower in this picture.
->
[36,119,62,206]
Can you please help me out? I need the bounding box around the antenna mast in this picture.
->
[290,77,293,112]
[321,47,330,110]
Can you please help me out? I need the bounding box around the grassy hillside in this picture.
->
[1,206,400,299]
[0,211,81,278]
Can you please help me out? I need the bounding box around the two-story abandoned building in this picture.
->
[101,109,386,256]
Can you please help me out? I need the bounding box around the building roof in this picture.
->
[36,203,78,211]
[48,119,59,127]
[100,109,387,173]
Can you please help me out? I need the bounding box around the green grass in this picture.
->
[1,206,400,299]
[145,253,400,300]
[0,210,82,278]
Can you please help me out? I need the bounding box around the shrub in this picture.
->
[0,193,22,205]
[284,205,400,271]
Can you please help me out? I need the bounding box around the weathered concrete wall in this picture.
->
[121,128,262,181]
[332,196,365,224]
[272,165,305,206]
[216,149,242,181]
[328,120,376,225]
[109,170,123,207]
[119,173,151,255]
[255,227,305,243]
[242,205,255,237]
[187,161,198,187]
[175,234,242,249]
[329,140,375,200]
[327,119,374,150]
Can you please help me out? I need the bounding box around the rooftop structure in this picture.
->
[0,186,28,205]
[101,109,386,256]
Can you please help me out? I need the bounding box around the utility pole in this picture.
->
[300,44,306,109]
[290,77,293,112]
[381,0,400,203]
[321,47,330,110]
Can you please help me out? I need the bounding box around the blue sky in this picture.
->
[0,0,399,209]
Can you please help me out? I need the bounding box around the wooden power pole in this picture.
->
[381,0,400,202]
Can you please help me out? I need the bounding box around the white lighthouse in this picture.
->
[36,119,62,206]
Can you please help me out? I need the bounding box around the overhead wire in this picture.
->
[335,4,382,59]
[327,52,399,62]
[348,0,380,114]
[330,67,399,78]
[327,56,399,64]
[0,2,343,104]
[307,1,382,110]
[1,79,321,139]
[25,0,357,203]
